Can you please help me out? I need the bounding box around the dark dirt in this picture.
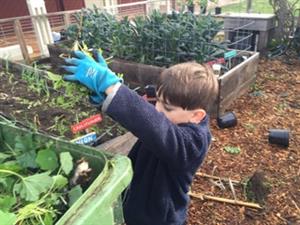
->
[0,70,126,143]
[188,58,300,225]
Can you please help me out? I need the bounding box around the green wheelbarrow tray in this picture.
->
[0,119,132,225]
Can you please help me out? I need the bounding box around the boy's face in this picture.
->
[155,97,206,124]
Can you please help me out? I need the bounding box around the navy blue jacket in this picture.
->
[104,85,211,225]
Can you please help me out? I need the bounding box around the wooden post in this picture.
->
[14,20,31,64]
[63,13,70,29]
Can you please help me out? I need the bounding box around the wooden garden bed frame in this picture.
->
[0,44,259,156]
[48,42,260,116]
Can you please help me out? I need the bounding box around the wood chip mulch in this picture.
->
[188,58,300,225]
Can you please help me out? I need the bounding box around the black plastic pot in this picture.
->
[215,7,222,15]
[217,112,237,129]
[268,129,289,147]
[145,85,156,98]
[144,85,157,105]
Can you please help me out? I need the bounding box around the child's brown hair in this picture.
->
[157,62,218,111]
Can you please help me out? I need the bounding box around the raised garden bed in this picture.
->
[47,42,259,116]
[0,58,127,146]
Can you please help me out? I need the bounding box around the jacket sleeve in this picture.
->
[102,85,210,168]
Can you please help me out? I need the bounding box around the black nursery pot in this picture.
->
[145,84,157,105]
[268,129,290,147]
[217,112,237,129]
[145,85,156,98]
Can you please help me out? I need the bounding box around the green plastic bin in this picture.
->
[0,119,132,225]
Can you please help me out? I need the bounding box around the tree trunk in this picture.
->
[269,0,295,42]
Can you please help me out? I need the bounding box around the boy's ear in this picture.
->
[189,109,206,124]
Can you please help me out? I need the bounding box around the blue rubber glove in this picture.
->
[63,50,121,105]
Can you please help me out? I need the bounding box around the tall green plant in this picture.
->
[66,9,226,66]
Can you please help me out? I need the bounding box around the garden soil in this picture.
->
[0,74,125,142]
[188,58,300,225]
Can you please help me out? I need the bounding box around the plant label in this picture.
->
[71,132,97,145]
[224,50,237,59]
[206,57,225,66]
[71,114,102,133]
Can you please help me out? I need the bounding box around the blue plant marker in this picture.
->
[224,50,237,59]
[71,132,97,145]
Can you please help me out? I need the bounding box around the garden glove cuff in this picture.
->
[89,93,105,107]
[63,50,122,102]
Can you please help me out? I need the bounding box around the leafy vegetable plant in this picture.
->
[0,133,83,225]
[66,8,227,67]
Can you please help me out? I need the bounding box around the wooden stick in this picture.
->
[189,192,263,209]
[196,172,241,184]
[14,20,30,64]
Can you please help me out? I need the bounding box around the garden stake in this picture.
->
[189,192,263,209]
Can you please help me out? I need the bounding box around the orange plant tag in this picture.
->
[71,114,102,133]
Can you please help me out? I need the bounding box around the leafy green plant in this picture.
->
[47,72,89,109]
[0,134,80,225]
[21,68,50,98]
[186,0,194,7]
[224,146,241,154]
[47,115,69,137]
[66,9,226,67]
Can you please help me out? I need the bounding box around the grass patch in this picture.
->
[213,0,300,14]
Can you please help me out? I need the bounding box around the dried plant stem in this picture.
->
[196,172,241,184]
[189,192,263,209]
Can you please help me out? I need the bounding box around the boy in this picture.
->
[63,50,218,225]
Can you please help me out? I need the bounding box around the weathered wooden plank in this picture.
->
[0,57,48,77]
[96,132,137,155]
[14,20,31,64]
[48,42,165,85]
[219,76,256,114]
[218,52,259,113]
[110,59,165,86]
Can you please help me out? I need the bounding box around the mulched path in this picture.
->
[188,58,300,225]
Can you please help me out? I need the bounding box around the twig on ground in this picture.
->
[189,192,263,209]
[209,179,226,190]
[196,172,241,184]
[229,179,237,200]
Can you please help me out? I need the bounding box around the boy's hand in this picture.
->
[63,50,121,104]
